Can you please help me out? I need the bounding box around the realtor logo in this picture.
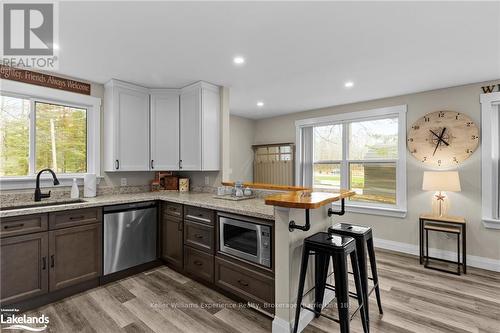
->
[1,2,58,69]
[3,3,54,55]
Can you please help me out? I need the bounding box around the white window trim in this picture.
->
[0,79,101,190]
[480,92,500,229]
[295,105,407,218]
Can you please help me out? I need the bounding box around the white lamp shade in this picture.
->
[422,171,461,192]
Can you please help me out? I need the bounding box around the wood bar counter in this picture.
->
[264,190,355,209]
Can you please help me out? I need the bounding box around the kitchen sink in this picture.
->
[0,199,86,211]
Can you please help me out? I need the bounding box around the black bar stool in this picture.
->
[293,232,368,333]
[328,223,383,328]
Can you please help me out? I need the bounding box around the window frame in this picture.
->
[0,79,101,189]
[296,105,407,218]
[480,92,500,229]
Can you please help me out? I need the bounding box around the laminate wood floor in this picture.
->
[17,249,500,333]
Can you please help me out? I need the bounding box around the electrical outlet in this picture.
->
[120,178,127,187]
[205,176,210,185]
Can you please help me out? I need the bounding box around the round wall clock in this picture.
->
[407,111,479,167]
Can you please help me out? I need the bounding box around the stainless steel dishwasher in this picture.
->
[103,202,157,275]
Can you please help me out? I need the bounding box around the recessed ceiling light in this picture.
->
[233,56,245,65]
[344,81,354,88]
[257,101,264,107]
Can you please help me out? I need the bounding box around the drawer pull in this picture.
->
[4,223,24,229]
[69,215,85,220]
[194,234,204,239]
[50,255,55,268]
[42,257,46,270]
[193,260,203,266]
[186,214,211,223]
[237,279,249,287]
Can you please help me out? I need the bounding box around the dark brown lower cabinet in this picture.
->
[0,232,49,304]
[184,246,214,283]
[215,256,274,307]
[161,215,183,270]
[49,223,102,291]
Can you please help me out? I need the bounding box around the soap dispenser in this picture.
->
[71,178,79,199]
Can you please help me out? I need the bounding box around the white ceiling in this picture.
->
[58,1,500,119]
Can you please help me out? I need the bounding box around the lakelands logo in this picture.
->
[1,1,59,69]
[1,314,49,331]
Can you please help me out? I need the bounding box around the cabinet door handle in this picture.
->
[179,159,182,169]
[42,257,46,270]
[50,255,55,268]
[193,260,203,266]
[177,221,183,232]
[194,234,203,239]
[69,215,85,220]
[151,160,154,169]
[4,223,24,229]
[237,279,249,287]
[115,159,120,170]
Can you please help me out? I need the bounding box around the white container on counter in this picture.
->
[84,173,97,197]
[71,178,79,199]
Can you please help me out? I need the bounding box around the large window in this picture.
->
[480,92,500,229]
[1,80,100,189]
[297,105,407,217]
[1,95,88,177]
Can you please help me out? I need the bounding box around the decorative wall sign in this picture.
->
[0,65,91,95]
[407,111,479,167]
[481,84,500,94]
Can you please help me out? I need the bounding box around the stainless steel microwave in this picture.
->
[218,213,272,268]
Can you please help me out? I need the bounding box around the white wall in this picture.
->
[255,80,500,261]
[229,115,256,182]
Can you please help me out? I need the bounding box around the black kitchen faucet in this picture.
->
[34,169,60,201]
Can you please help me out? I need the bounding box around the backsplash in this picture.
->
[0,179,281,205]
[0,184,151,205]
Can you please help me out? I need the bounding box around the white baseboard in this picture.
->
[373,237,500,272]
[272,289,335,333]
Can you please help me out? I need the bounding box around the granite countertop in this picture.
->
[0,192,275,220]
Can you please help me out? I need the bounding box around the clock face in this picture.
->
[407,111,479,167]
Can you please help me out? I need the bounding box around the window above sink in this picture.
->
[0,79,101,190]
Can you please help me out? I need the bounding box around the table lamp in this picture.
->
[422,171,461,217]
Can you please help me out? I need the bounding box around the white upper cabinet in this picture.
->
[104,80,220,172]
[150,89,180,171]
[180,82,220,171]
[104,80,150,171]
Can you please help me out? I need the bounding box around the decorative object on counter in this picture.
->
[234,181,244,197]
[407,111,479,167]
[244,187,253,196]
[179,178,189,192]
[150,180,161,192]
[422,171,461,216]
[157,171,179,190]
[217,186,225,196]
[84,173,97,197]
[213,194,256,201]
[71,178,79,199]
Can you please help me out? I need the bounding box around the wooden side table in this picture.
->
[419,214,466,275]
